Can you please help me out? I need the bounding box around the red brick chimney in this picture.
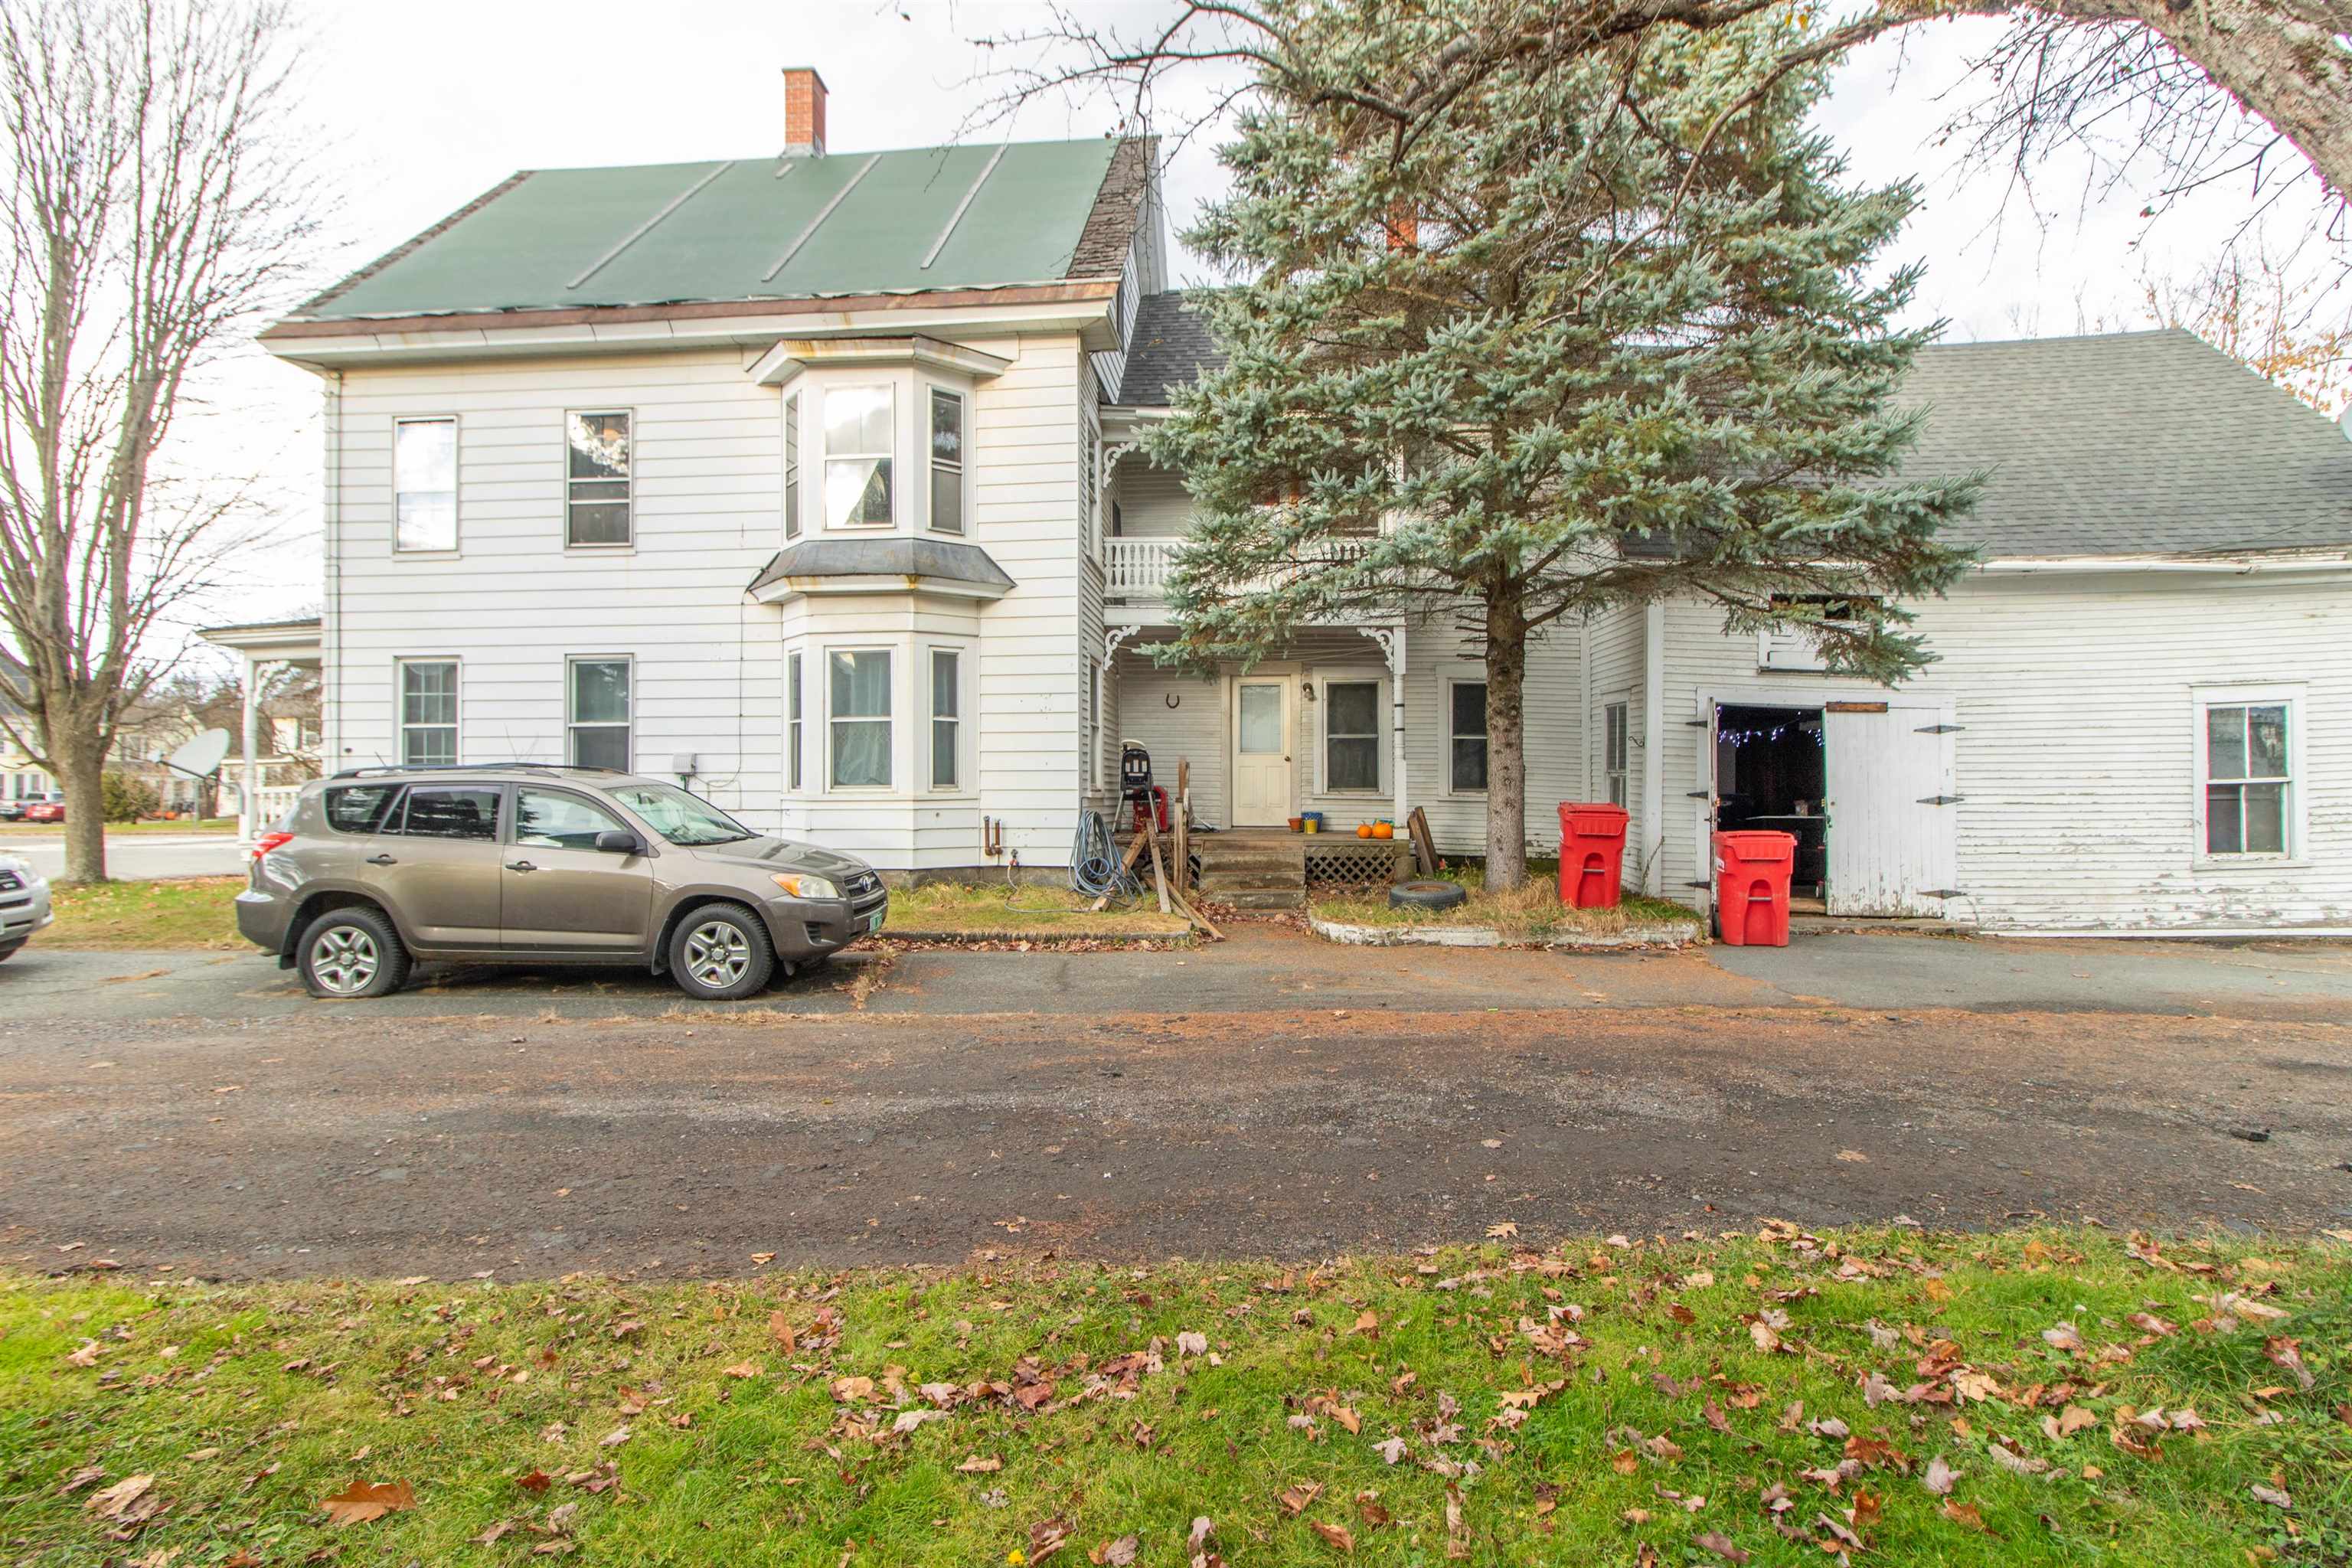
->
[783,67,828,158]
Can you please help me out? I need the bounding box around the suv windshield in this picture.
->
[605,782,756,847]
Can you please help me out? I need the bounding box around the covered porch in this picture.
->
[197,616,323,841]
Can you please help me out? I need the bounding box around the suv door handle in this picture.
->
[366,854,397,866]
[505,860,537,873]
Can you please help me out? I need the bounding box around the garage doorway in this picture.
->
[1698,692,1958,918]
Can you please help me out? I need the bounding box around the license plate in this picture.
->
[866,910,887,935]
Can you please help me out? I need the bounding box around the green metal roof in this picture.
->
[298,137,1129,322]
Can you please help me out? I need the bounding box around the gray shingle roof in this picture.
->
[747,537,1015,596]
[1109,299,2352,559]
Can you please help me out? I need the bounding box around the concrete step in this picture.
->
[1193,850,1301,874]
[1211,887,1305,910]
[1197,871,1302,892]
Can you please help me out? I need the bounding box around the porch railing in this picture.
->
[1100,535,1377,598]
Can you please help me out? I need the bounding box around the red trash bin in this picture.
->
[1557,802,1629,909]
[1712,830,1795,947]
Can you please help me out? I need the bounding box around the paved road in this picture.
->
[2,926,2346,1279]
[2,833,246,880]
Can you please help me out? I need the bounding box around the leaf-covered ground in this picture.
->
[885,879,1191,938]
[41,876,246,950]
[4,1228,2345,1565]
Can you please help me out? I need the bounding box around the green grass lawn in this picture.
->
[0,818,237,835]
[1315,864,1703,939]
[887,877,1193,939]
[4,1229,2343,1565]
[44,876,246,950]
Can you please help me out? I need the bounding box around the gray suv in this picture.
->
[237,764,887,1000]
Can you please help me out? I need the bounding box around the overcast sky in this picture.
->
[185,0,2329,640]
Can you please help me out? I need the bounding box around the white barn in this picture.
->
[262,74,2351,933]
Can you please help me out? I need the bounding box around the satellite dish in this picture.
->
[166,727,232,779]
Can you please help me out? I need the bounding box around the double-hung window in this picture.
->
[829,650,892,788]
[398,660,458,765]
[930,648,961,789]
[824,385,893,527]
[566,411,631,545]
[787,651,805,790]
[2203,695,2294,856]
[1449,681,1488,793]
[1325,680,1380,792]
[1604,701,1629,807]
[567,658,632,770]
[929,389,965,535]
[783,391,802,539]
[393,416,457,552]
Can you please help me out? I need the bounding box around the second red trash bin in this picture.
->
[1557,802,1629,909]
[1712,830,1795,946]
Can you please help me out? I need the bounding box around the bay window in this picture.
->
[783,391,802,538]
[824,385,893,527]
[829,650,893,788]
[929,388,965,534]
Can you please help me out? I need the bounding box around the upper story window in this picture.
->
[825,385,894,527]
[783,391,802,539]
[393,417,457,552]
[567,411,632,547]
[2203,694,2295,856]
[929,389,965,535]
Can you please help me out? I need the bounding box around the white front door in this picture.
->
[1231,678,1295,826]
[1822,697,1958,916]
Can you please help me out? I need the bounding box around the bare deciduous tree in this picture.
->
[973,0,2352,220]
[0,0,322,882]
[2122,249,2352,411]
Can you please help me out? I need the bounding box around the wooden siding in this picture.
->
[1657,572,2352,929]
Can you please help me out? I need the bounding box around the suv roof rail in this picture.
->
[328,762,629,779]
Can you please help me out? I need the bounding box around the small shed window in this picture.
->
[2203,698,2292,855]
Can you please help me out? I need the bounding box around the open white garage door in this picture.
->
[1822,697,1958,917]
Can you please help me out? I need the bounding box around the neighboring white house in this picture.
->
[262,68,2350,931]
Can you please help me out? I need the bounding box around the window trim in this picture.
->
[391,415,460,555]
[396,658,460,766]
[787,649,805,791]
[1318,673,1385,795]
[566,655,633,773]
[783,390,802,541]
[2193,682,2306,866]
[563,408,634,550]
[1446,676,1489,796]
[926,384,966,537]
[825,645,896,792]
[927,645,964,792]
[822,382,897,530]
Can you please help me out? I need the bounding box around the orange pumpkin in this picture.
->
[1373,822,1393,839]
[1356,822,1374,838]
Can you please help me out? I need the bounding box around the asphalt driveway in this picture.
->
[2,926,2346,1279]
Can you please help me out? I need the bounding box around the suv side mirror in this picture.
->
[593,829,644,855]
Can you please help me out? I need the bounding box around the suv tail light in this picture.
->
[251,829,294,863]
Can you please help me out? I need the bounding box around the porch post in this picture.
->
[239,655,263,841]
[1386,621,1407,830]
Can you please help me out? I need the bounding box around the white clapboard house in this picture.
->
[262,70,2351,933]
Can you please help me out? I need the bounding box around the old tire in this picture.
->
[1389,880,1468,912]
[668,903,776,1000]
[296,906,410,999]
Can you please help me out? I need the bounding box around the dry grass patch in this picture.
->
[44,876,246,950]
[1315,866,1700,939]
[886,877,1191,938]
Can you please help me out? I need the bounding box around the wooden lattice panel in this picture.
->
[1302,842,1405,893]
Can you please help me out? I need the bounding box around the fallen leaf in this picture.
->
[599,1425,633,1449]
[956,1455,1002,1473]
[1309,1519,1355,1552]
[1374,1437,1408,1465]
[2042,1405,2099,1440]
[1354,1311,1380,1337]
[1176,1331,1209,1357]
[1694,1530,1750,1563]
[769,1311,797,1351]
[515,1468,551,1494]
[1942,1499,1994,1533]
[85,1475,158,1521]
[1279,1481,1324,1516]
[319,1479,413,1526]
[1922,1455,1958,1495]
[2250,1485,2292,1509]
[1092,1536,1140,1567]
[1485,1222,1518,1239]
[721,1361,763,1380]
[831,1376,874,1403]
[1445,1483,1470,1560]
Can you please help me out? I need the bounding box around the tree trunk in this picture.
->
[57,737,107,884]
[1482,589,1530,891]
